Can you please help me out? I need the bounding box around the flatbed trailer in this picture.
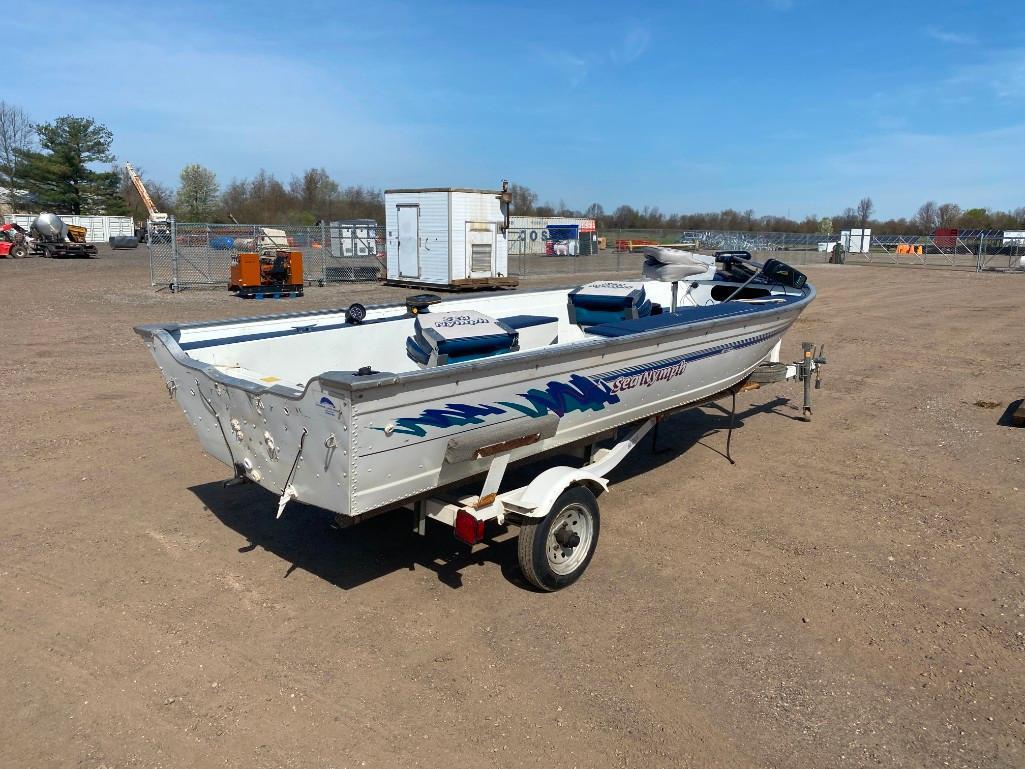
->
[33,241,98,258]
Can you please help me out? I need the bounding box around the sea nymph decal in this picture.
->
[376,334,773,438]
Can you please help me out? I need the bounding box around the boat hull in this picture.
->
[140,292,806,520]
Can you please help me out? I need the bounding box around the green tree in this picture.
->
[15,115,126,214]
[176,163,219,221]
[958,207,992,228]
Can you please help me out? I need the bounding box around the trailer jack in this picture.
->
[799,342,827,420]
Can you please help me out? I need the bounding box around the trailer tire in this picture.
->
[517,485,600,592]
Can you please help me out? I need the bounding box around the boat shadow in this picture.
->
[189,394,801,592]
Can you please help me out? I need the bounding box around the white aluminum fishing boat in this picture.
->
[136,250,821,590]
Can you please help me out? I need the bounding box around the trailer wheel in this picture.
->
[517,486,600,591]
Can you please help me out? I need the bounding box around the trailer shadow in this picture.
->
[189,394,801,592]
[190,480,527,591]
[997,399,1023,428]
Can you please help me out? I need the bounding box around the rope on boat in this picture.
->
[196,379,238,471]
[276,427,309,520]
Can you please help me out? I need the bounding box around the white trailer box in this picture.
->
[1002,230,1025,247]
[384,188,516,289]
[6,213,134,242]
[329,219,378,258]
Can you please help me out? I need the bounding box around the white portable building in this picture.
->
[384,188,515,288]
[840,228,872,254]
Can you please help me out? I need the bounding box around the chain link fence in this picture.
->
[505,229,1023,276]
[148,220,383,290]
[149,221,1024,289]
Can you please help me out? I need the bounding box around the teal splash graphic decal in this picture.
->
[386,403,507,437]
[498,374,619,418]
[377,376,619,438]
[376,332,773,438]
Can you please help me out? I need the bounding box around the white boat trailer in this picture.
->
[397,342,825,591]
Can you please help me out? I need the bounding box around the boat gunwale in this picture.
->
[134,280,816,400]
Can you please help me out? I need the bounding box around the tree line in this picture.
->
[3,101,1024,234]
[512,185,1025,235]
[0,101,385,225]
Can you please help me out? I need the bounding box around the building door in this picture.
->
[466,222,496,278]
[397,206,420,278]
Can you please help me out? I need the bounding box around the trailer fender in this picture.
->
[505,467,609,520]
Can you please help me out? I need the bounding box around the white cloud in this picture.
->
[612,23,652,64]
[536,48,591,88]
[818,123,1025,214]
[947,47,1025,100]
[925,26,976,45]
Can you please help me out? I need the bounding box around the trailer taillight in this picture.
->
[454,509,485,545]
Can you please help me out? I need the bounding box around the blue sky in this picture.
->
[9,0,1025,218]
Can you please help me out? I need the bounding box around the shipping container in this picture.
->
[934,228,958,250]
[507,216,597,255]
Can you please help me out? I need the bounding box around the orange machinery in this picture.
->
[229,250,304,298]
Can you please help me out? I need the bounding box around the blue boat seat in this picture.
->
[407,309,519,367]
[499,314,556,330]
[584,297,798,338]
[500,314,559,351]
[568,281,651,326]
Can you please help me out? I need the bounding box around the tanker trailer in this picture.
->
[30,213,98,258]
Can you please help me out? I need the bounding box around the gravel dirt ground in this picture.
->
[1,248,1023,769]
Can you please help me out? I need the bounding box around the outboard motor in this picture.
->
[762,258,807,289]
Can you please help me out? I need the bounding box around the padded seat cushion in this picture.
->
[499,314,558,330]
[407,309,518,366]
[641,247,715,282]
[568,281,650,326]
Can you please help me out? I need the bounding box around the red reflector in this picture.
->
[454,508,486,545]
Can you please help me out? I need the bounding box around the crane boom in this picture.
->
[125,163,168,222]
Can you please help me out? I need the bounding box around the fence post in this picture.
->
[321,220,329,284]
[170,218,179,292]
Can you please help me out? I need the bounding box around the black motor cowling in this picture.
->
[762,258,807,289]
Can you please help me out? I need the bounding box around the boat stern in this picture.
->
[135,323,355,518]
